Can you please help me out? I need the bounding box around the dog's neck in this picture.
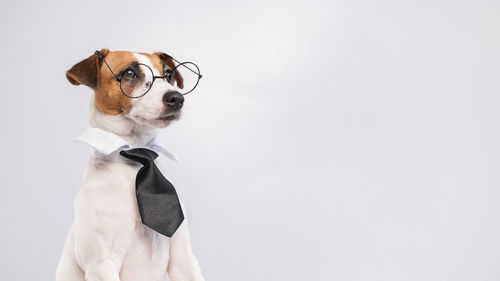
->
[88,99,158,147]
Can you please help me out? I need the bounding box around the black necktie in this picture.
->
[120,148,184,237]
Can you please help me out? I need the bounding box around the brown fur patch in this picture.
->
[94,51,137,115]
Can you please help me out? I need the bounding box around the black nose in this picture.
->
[163,91,184,110]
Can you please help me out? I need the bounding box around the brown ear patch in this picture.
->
[67,49,138,115]
[66,49,109,89]
[152,52,184,89]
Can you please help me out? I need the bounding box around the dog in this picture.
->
[56,49,204,281]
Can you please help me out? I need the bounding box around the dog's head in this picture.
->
[67,49,185,129]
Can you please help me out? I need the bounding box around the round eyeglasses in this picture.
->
[95,50,202,98]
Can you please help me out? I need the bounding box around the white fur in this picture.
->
[56,54,204,281]
[127,53,182,129]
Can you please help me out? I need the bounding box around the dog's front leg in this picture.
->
[73,217,134,281]
[83,259,121,281]
[73,218,134,281]
[71,185,136,281]
[167,220,204,281]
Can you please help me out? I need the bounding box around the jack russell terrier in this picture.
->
[56,49,204,281]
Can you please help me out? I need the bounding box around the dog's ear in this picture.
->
[66,48,109,89]
[153,52,184,89]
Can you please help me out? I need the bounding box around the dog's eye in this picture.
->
[122,68,137,80]
[164,69,173,81]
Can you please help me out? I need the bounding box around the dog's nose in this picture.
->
[163,91,184,110]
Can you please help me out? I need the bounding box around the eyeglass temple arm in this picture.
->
[94,50,202,80]
[95,50,119,81]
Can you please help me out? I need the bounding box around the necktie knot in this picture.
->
[120,148,159,166]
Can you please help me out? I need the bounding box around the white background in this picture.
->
[1,0,499,280]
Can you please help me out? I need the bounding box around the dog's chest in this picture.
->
[120,222,170,280]
[82,158,172,279]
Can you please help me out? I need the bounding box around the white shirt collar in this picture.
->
[76,127,178,163]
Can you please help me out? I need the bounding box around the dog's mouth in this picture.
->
[156,114,175,121]
[131,111,181,128]
[157,114,178,121]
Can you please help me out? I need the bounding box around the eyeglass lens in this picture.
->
[120,64,154,98]
[173,62,201,95]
